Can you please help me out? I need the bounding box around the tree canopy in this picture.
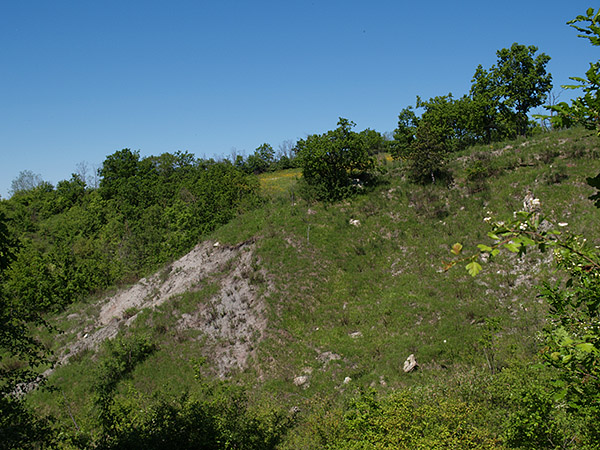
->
[471,43,552,138]
[296,118,376,200]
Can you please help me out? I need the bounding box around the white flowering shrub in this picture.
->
[447,197,600,438]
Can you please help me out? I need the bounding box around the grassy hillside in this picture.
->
[27,127,600,448]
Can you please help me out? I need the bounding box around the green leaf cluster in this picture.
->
[546,8,600,135]
[85,353,293,450]
[471,43,552,139]
[0,211,54,448]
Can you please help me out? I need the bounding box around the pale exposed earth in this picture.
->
[52,240,268,378]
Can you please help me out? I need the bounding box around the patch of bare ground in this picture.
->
[177,245,270,377]
[52,239,269,378]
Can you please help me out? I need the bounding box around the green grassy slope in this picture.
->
[29,127,600,447]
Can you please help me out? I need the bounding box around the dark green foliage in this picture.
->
[235,142,299,174]
[245,143,275,174]
[588,172,600,207]
[0,398,52,450]
[92,387,292,450]
[471,65,504,143]
[474,366,591,449]
[0,151,260,313]
[0,149,263,445]
[503,374,569,448]
[405,119,451,184]
[359,128,391,155]
[392,95,481,183]
[270,153,298,171]
[392,101,454,184]
[472,43,552,138]
[0,211,54,449]
[393,42,552,185]
[88,345,292,450]
[0,211,17,273]
[416,94,480,152]
[392,106,418,155]
[56,174,86,212]
[495,43,552,136]
[537,245,600,417]
[91,335,156,446]
[547,9,600,135]
[296,118,376,200]
[98,149,142,204]
[93,335,156,397]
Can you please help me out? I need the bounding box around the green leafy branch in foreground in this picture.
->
[445,208,598,277]
[537,7,600,135]
[446,202,600,430]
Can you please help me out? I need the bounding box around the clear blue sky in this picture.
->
[0,1,596,198]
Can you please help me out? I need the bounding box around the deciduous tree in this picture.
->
[296,118,375,200]
[0,211,52,447]
[246,143,275,174]
[472,43,552,138]
[495,43,552,136]
[9,170,44,197]
[471,65,504,143]
[392,95,474,183]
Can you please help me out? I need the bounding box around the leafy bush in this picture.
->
[391,98,468,184]
[401,120,452,184]
[322,389,500,449]
[93,335,156,396]
[0,210,57,450]
[296,118,376,201]
[85,362,293,450]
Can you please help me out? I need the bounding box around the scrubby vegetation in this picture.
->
[2,7,600,450]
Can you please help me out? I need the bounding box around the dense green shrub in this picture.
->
[321,389,501,449]
[296,118,376,201]
[86,356,293,450]
[398,119,452,184]
[0,211,55,450]
[0,151,261,312]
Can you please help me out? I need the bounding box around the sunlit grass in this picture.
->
[28,127,600,447]
[258,168,301,195]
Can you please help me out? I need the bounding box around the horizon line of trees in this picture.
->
[392,42,553,183]
[4,40,554,201]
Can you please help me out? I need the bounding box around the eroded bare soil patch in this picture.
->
[54,239,269,377]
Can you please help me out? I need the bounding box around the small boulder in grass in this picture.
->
[403,354,418,373]
[349,219,361,227]
[293,375,309,387]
